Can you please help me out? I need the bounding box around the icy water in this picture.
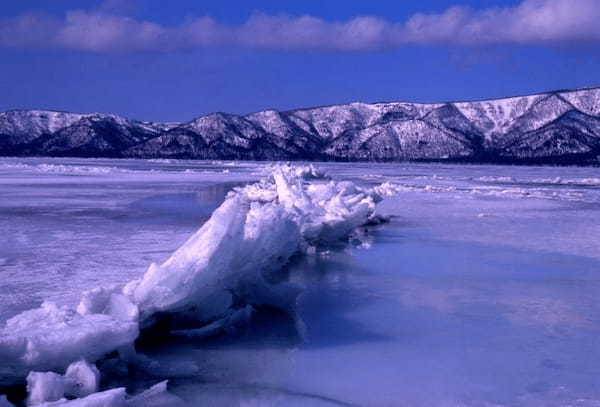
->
[1,157,600,406]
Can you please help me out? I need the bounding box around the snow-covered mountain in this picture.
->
[3,87,600,164]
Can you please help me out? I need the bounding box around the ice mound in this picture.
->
[26,360,101,405]
[292,164,329,180]
[26,379,182,407]
[64,360,100,399]
[36,388,126,407]
[77,286,139,323]
[371,182,403,198]
[26,375,182,407]
[261,163,328,180]
[132,165,383,322]
[0,164,393,404]
[0,301,138,373]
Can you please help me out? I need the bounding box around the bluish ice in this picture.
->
[1,157,600,406]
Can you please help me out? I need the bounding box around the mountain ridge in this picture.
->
[2,87,600,165]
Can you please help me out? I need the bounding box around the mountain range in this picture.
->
[2,87,600,165]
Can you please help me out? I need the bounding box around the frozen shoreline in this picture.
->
[0,164,393,406]
[2,157,600,406]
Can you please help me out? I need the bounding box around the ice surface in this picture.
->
[126,381,186,407]
[2,157,600,406]
[0,161,388,404]
[0,163,133,175]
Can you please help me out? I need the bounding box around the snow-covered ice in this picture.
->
[1,157,600,406]
[0,160,389,405]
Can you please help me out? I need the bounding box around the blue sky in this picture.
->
[1,0,600,122]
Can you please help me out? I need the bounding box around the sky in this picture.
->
[1,0,600,122]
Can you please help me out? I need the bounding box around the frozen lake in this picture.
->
[1,157,600,406]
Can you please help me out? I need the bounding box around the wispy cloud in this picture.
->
[1,0,599,53]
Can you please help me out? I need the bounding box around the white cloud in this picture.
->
[1,0,599,53]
